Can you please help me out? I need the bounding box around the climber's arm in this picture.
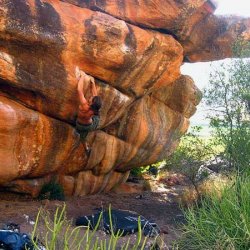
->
[90,77,97,97]
[77,73,88,105]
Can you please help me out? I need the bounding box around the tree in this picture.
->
[204,41,250,173]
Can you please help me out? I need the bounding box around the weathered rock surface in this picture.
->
[62,0,250,62]
[0,0,248,196]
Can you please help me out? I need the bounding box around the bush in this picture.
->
[38,181,65,201]
[175,42,250,250]
[177,174,250,250]
[164,126,219,197]
[204,41,250,172]
[130,166,148,177]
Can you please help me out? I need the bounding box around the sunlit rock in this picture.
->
[0,0,247,196]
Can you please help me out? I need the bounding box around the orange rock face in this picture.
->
[63,0,250,62]
[0,0,248,196]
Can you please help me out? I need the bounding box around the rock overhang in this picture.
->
[0,0,248,196]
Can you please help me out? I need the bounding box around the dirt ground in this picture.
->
[0,178,187,249]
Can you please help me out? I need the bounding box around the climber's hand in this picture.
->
[90,76,95,85]
[80,70,87,77]
[75,66,81,80]
[75,67,87,80]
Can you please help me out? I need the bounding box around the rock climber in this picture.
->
[75,67,102,153]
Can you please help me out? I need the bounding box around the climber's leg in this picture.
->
[76,115,100,139]
[75,115,100,155]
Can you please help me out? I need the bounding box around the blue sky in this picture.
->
[181,0,250,127]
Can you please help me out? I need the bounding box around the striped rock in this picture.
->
[0,0,247,196]
[0,0,182,124]
[61,0,217,34]
[63,0,250,62]
[0,96,86,182]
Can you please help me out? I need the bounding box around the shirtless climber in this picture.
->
[75,67,102,153]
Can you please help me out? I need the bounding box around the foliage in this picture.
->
[31,204,160,250]
[130,166,149,177]
[38,180,65,201]
[175,41,250,250]
[176,174,250,250]
[204,41,250,173]
[130,162,161,178]
[163,126,219,196]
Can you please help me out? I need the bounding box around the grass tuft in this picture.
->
[177,175,250,250]
[31,204,161,250]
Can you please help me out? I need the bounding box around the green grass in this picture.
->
[176,175,250,250]
[31,205,160,250]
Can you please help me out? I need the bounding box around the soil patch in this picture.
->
[0,185,186,248]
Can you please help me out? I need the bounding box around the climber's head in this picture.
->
[90,96,102,115]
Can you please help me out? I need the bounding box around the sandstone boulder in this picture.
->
[0,0,248,196]
[62,0,250,62]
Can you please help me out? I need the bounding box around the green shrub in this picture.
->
[38,181,65,201]
[130,167,147,177]
[164,126,219,197]
[177,174,250,250]
[174,42,250,250]
[204,41,250,173]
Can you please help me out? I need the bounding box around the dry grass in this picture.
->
[176,175,232,207]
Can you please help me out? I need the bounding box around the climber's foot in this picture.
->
[85,143,91,157]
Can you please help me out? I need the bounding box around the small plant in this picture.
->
[38,180,65,201]
[130,166,149,178]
